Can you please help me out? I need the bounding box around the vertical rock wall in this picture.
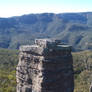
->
[16,39,74,92]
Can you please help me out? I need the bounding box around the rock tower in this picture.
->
[16,39,74,92]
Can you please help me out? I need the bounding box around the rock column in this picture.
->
[16,39,74,92]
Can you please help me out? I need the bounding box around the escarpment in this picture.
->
[16,39,74,92]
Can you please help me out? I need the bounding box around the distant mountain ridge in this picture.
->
[0,12,92,51]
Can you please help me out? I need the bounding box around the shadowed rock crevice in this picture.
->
[16,39,74,92]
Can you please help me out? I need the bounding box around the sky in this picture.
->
[0,0,92,17]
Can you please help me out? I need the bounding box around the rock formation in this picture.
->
[90,84,92,92]
[16,39,74,92]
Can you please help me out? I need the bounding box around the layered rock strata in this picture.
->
[16,39,74,92]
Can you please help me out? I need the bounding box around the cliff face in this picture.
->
[16,39,74,92]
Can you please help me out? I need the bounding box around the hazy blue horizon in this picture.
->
[1,11,92,18]
[0,0,92,17]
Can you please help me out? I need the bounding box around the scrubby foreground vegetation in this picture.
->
[73,50,92,92]
[0,49,18,92]
[0,49,92,92]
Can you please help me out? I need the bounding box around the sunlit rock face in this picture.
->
[16,39,74,92]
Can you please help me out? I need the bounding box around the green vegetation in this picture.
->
[73,50,92,92]
[0,49,92,92]
[0,49,18,92]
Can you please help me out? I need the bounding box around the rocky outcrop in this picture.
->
[16,39,74,92]
[90,84,92,92]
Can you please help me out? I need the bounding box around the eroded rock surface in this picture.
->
[16,39,74,92]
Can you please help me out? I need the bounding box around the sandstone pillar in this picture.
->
[16,39,74,92]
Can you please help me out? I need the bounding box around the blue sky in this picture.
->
[0,0,92,17]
